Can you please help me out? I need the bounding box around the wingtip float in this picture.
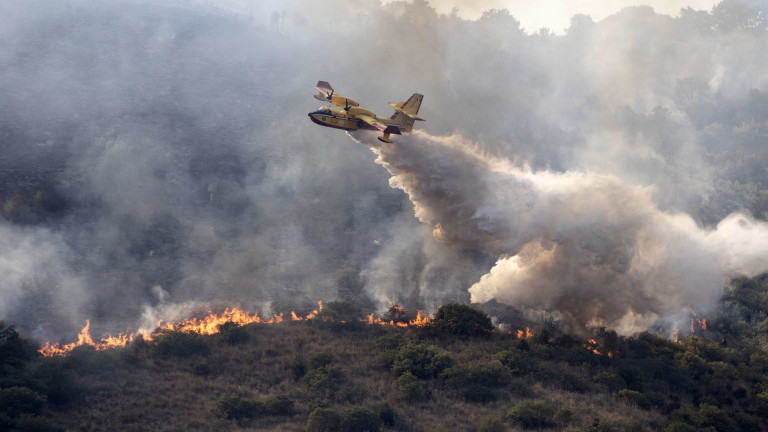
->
[308,81,424,143]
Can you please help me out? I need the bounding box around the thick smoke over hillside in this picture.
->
[352,131,768,333]
[1,0,767,338]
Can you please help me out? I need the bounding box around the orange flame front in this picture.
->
[583,338,614,357]
[516,328,533,339]
[39,302,437,357]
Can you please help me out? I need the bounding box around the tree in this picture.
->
[432,304,494,336]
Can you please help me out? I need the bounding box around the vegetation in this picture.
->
[0,277,766,431]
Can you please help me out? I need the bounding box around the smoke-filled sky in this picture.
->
[1,0,767,339]
[384,0,721,32]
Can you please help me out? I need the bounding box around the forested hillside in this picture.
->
[2,274,767,432]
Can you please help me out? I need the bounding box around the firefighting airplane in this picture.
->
[308,81,424,143]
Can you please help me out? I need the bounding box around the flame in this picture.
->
[516,327,533,339]
[305,301,323,320]
[40,307,282,357]
[39,301,437,357]
[583,338,614,357]
[698,318,707,331]
[39,320,136,357]
[366,309,432,327]
[673,329,682,343]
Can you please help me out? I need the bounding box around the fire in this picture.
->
[366,310,433,327]
[583,338,613,357]
[673,329,682,343]
[158,308,276,334]
[39,301,436,357]
[39,307,283,357]
[516,327,533,339]
[39,320,136,357]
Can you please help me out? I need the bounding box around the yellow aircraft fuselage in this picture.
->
[308,81,424,143]
[308,107,381,132]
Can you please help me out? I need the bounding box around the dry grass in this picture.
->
[43,322,664,431]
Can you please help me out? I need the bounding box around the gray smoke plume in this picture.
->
[351,130,768,333]
[1,0,767,339]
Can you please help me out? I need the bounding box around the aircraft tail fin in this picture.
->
[389,93,424,133]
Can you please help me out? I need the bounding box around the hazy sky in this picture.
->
[383,0,720,32]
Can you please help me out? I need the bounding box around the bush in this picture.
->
[618,389,648,408]
[214,394,294,420]
[439,364,510,389]
[32,359,86,406]
[307,408,342,432]
[392,341,453,379]
[214,394,264,420]
[308,352,334,370]
[0,387,46,418]
[304,364,344,398]
[218,322,249,345]
[340,406,381,432]
[370,401,396,427]
[0,322,36,368]
[477,417,506,432]
[316,301,361,322]
[460,384,496,403]
[395,371,424,400]
[495,349,536,376]
[150,330,209,358]
[507,400,556,429]
[431,304,494,336]
[593,371,627,393]
[264,395,295,416]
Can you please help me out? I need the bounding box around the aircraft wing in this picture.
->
[356,115,401,134]
[314,81,334,101]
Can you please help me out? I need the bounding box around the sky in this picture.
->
[383,0,721,32]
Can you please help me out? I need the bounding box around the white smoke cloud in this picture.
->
[1,0,767,339]
[350,130,768,334]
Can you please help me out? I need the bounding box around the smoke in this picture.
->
[349,130,768,333]
[1,0,767,338]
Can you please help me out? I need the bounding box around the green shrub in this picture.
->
[308,352,334,370]
[0,322,36,367]
[431,304,494,336]
[554,408,574,425]
[477,417,506,432]
[340,406,381,432]
[214,394,264,420]
[0,387,46,418]
[495,349,536,376]
[214,394,294,420]
[218,322,249,345]
[507,400,556,429]
[150,330,209,358]
[618,389,648,408]
[593,371,627,393]
[392,341,453,379]
[32,359,85,406]
[265,395,294,415]
[370,401,396,427]
[460,384,496,403]
[439,364,510,388]
[304,364,344,398]
[315,301,362,323]
[395,371,424,400]
[373,334,406,351]
[307,407,342,432]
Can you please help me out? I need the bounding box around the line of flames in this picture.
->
[41,302,453,357]
[39,302,325,357]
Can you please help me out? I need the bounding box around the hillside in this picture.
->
[2,275,768,432]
